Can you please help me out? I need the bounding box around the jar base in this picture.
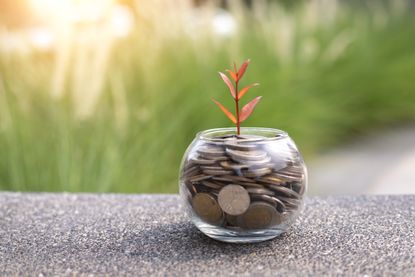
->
[194,218,288,243]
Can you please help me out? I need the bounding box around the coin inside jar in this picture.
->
[226,148,268,161]
[238,202,281,229]
[218,184,250,216]
[192,193,224,225]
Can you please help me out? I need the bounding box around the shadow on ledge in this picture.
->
[118,221,289,263]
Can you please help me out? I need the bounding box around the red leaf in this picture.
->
[238,83,259,100]
[226,69,237,82]
[240,96,262,122]
[212,98,237,124]
[237,59,250,80]
[219,72,236,99]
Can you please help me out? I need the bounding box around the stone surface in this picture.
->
[0,193,414,276]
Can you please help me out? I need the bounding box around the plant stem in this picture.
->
[235,80,240,135]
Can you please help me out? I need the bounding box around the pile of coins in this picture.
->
[181,137,306,230]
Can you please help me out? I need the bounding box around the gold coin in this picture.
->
[192,193,224,225]
[238,202,281,229]
[218,184,250,216]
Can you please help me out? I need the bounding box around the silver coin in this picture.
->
[285,182,305,195]
[258,175,285,185]
[243,167,272,178]
[189,174,212,182]
[211,176,234,183]
[197,147,226,158]
[278,196,302,208]
[226,148,268,161]
[238,182,264,188]
[190,158,217,165]
[200,166,224,171]
[242,156,272,166]
[272,172,303,182]
[183,165,200,177]
[220,161,249,170]
[218,184,250,216]
[201,180,223,190]
[276,169,304,178]
[246,187,274,196]
[267,184,301,199]
[224,141,258,151]
[203,169,234,176]
[225,175,256,183]
[252,194,286,212]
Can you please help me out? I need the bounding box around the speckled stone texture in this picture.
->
[0,193,414,276]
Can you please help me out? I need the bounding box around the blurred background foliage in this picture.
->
[0,0,414,192]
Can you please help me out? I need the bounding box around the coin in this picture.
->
[218,184,250,215]
[220,161,249,170]
[276,169,304,178]
[243,156,272,166]
[213,175,253,183]
[246,187,274,196]
[201,180,223,190]
[226,148,268,161]
[258,175,284,185]
[189,174,212,182]
[266,184,301,199]
[252,194,287,212]
[278,196,302,208]
[183,165,200,177]
[197,147,226,158]
[287,182,306,196]
[238,182,264,188]
[242,167,272,177]
[192,193,224,225]
[224,141,258,151]
[238,202,281,229]
[225,214,238,226]
[190,158,217,165]
[211,176,234,182]
[203,169,234,176]
[272,172,303,182]
[200,165,223,170]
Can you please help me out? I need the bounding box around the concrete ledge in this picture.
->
[0,193,414,276]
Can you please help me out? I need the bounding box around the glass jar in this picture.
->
[179,127,307,243]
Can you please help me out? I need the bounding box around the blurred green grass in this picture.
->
[0,1,414,192]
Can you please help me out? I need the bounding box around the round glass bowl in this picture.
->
[179,127,307,243]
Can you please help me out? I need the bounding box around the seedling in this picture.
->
[212,59,261,135]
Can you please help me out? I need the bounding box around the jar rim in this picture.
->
[197,127,288,142]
